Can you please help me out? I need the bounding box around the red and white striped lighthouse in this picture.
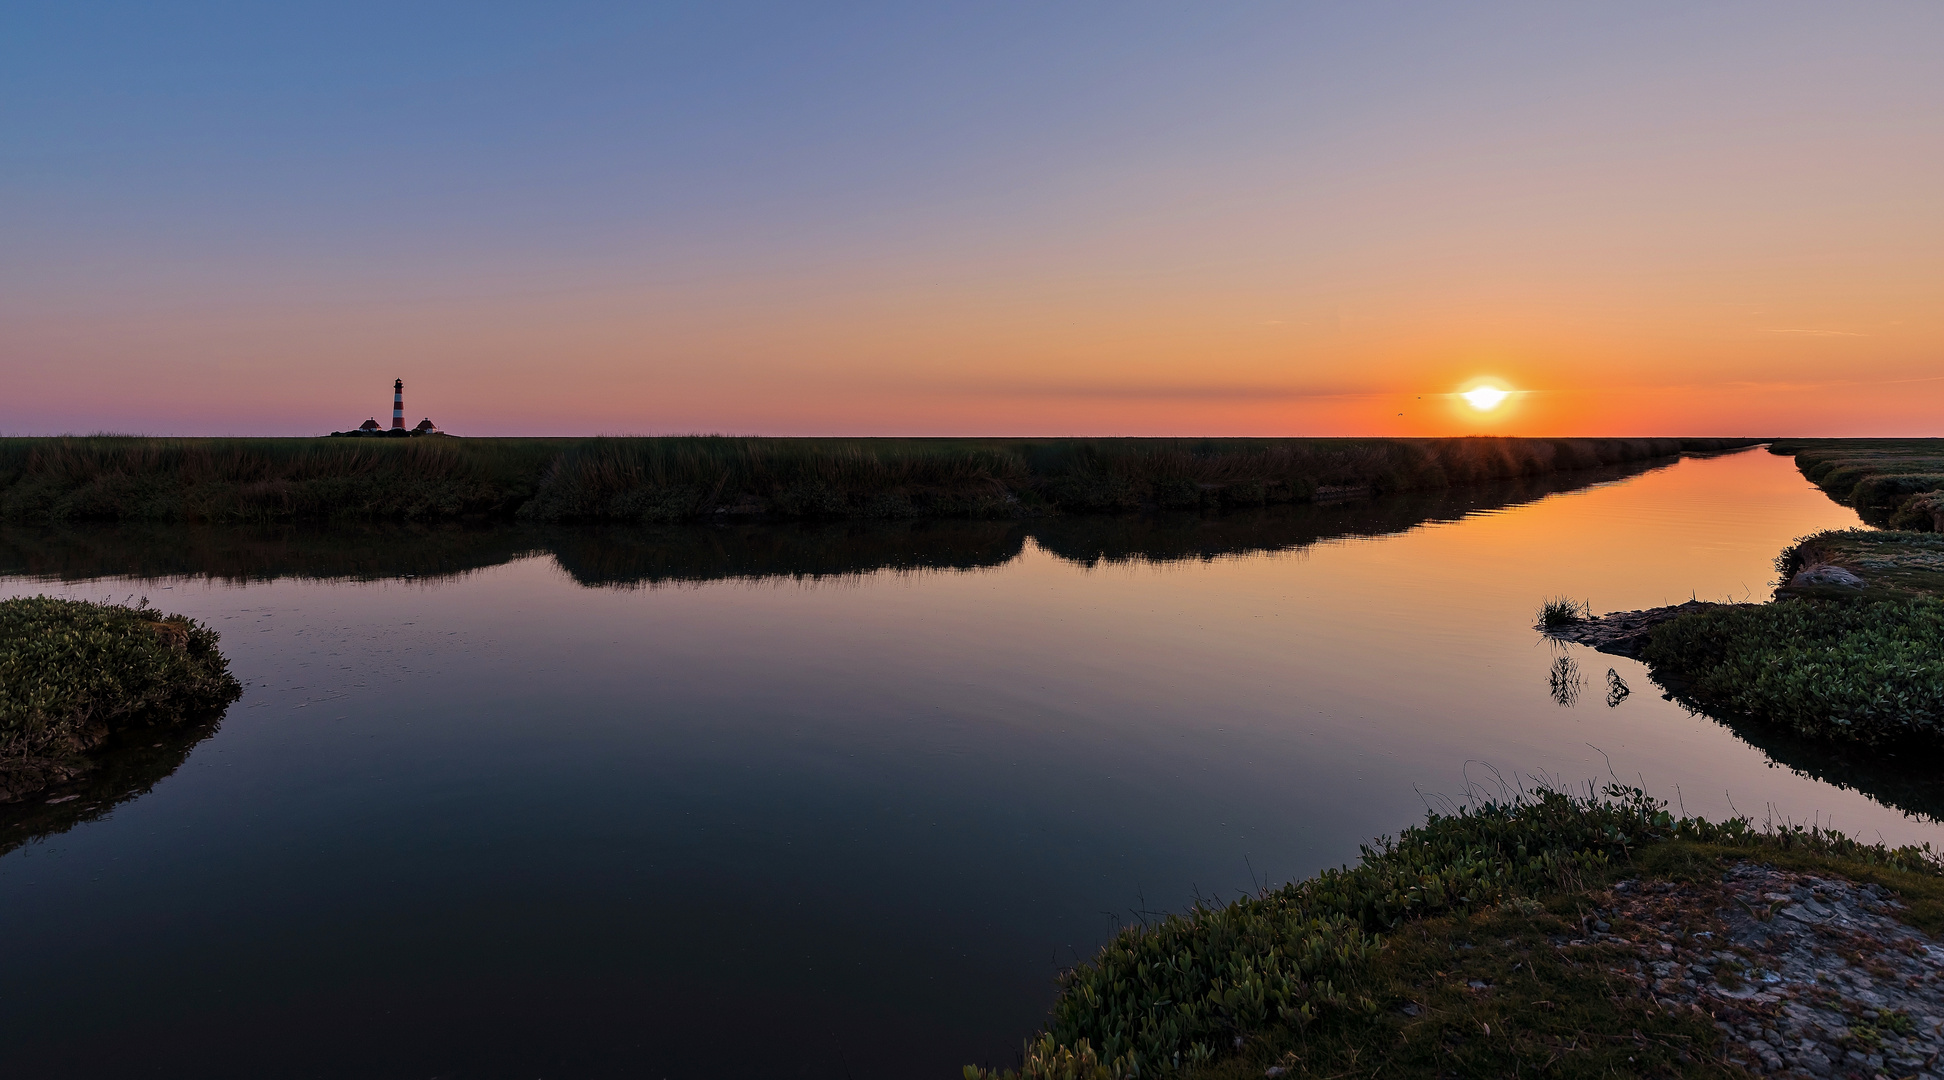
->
[391,379,404,430]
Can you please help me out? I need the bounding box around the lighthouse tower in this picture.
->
[391,379,404,430]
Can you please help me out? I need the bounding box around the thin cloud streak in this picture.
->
[928,382,1388,402]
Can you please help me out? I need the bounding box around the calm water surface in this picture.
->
[1,449,1918,1078]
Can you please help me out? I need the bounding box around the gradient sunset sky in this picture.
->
[4,2,1940,437]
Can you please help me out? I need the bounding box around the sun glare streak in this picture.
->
[1462,386,1509,411]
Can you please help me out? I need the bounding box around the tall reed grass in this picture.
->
[0,435,1755,524]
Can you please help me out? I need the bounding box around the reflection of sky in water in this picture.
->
[0,450,1889,1078]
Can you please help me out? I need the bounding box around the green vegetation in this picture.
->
[0,436,1757,525]
[1780,528,1944,599]
[1,596,241,801]
[965,784,1944,1080]
[1642,596,1944,746]
[1616,443,1944,754]
[1769,438,1944,530]
[1620,527,1944,753]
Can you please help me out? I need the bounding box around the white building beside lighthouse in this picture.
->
[329,379,449,437]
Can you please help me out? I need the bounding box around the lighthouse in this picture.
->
[328,378,451,437]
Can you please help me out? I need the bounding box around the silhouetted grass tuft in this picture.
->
[1536,596,1588,627]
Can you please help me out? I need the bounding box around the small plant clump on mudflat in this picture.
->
[965,786,1944,1080]
[1642,596,1944,746]
[1,595,241,800]
[1536,596,1588,628]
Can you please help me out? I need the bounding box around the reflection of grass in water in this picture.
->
[1603,668,1631,707]
[1678,698,1944,823]
[0,714,220,858]
[969,783,1944,1080]
[1547,655,1583,707]
[1543,656,1630,710]
[0,521,545,584]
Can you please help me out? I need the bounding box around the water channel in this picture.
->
[2,447,1925,1078]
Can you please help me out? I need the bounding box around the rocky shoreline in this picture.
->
[1539,599,1737,658]
[1587,864,1944,1078]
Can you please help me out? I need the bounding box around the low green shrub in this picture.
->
[968,785,1943,1080]
[1,596,242,771]
[973,785,1735,1079]
[1892,490,1944,532]
[1642,597,1944,745]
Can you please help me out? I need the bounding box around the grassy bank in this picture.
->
[1642,596,1944,746]
[1769,439,1944,529]
[966,784,1944,1079]
[0,457,1672,589]
[1630,441,1944,749]
[0,436,1758,525]
[0,596,241,802]
[1613,527,1944,754]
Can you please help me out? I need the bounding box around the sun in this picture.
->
[1462,386,1509,411]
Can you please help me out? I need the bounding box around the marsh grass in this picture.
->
[0,436,563,524]
[0,458,1678,592]
[967,785,1944,1080]
[1780,529,1944,599]
[0,596,241,800]
[1770,439,1944,530]
[1536,596,1589,628]
[0,436,1754,524]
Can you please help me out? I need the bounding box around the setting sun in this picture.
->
[1462,386,1510,411]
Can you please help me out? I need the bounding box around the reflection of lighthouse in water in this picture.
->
[392,379,405,430]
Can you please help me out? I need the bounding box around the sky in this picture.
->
[3,2,1940,437]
